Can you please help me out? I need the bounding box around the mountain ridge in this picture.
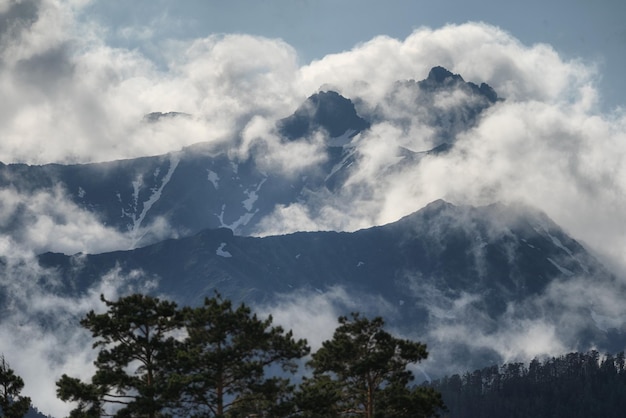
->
[3,66,619,416]
[36,199,618,360]
[0,66,501,248]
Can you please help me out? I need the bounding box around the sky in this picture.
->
[82,0,626,110]
[2,0,626,415]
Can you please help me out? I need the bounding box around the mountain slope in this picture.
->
[37,200,620,375]
[0,67,499,246]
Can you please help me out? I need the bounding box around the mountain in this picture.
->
[0,67,498,244]
[37,200,599,304]
[419,66,499,102]
[277,90,371,140]
[36,200,622,374]
[1,66,621,415]
[374,66,500,145]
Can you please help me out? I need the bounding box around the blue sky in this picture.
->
[82,0,625,110]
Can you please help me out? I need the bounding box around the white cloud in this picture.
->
[256,26,626,276]
[0,185,174,255]
[2,2,626,412]
[296,23,596,107]
[0,1,302,164]
[255,286,398,352]
[235,116,328,176]
[0,242,158,417]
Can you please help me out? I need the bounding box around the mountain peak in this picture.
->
[426,66,464,84]
[278,90,370,140]
[419,66,498,103]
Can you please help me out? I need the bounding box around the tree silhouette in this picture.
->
[56,294,182,418]
[431,350,626,418]
[175,294,309,417]
[299,313,444,417]
[0,355,30,418]
[56,293,310,418]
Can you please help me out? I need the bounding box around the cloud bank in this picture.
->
[258,273,626,383]
[0,242,160,416]
[1,0,626,415]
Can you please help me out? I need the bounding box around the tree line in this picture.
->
[430,350,626,418]
[45,293,443,418]
[8,292,626,418]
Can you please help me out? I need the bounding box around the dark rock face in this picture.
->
[277,90,371,140]
[419,66,499,103]
[0,146,305,243]
[367,66,500,147]
[422,66,466,86]
[38,200,616,351]
[478,82,499,102]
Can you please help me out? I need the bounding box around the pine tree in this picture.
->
[299,312,444,418]
[174,294,310,417]
[0,355,30,418]
[56,294,182,418]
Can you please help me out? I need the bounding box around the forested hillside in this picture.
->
[431,350,626,418]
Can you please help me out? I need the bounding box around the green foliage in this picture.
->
[0,355,31,418]
[55,375,101,418]
[431,350,626,418]
[294,375,344,417]
[299,312,443,418]
[55,294,443,418]
[224,377,298,418]
[174,294,310,417]
[56,294,182,418]
[56,293,311,418]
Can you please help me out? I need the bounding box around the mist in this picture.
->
[1,0,626,415]
[0,243,161,415]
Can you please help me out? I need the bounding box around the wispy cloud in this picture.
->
[1,1,626,414]
[255,286,399,352]
[0,243,158,416]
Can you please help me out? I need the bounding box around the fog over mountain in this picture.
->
[1,1,626,416]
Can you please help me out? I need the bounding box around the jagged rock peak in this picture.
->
[426,66,465,84]
[420,66,499,103]
[278,90,370,140]
[478,82,498,103]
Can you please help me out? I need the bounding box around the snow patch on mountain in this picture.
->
[532,224,591,274]
[325,147,358,183]
[217,204,258,231]
[207,170,220,190]
[547,257,574,276]
[216,243,232,258]
[242,178,267,211]
[129,154,181,247]
[548,234,574,258]
[326,129,357,147]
